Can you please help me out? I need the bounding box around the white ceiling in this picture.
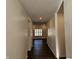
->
[20,0,61,22]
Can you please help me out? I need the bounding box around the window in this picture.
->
[34,29,42,36]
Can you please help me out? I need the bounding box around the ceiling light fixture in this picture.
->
[40,17,42,20]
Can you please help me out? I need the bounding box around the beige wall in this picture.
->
[47,17,56,56]
[6,0,32,59]
[27,18,33,51]
[64,0,72,58]
[57,13,66,57]
[55,0,72,58]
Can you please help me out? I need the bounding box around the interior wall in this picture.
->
[27,17,33,51]
[47,17,56,56]
[6,0,32,59]
[57,13,66,57]
[55,0,72,58]
[64,0,72,58]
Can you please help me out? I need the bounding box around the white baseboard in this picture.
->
[47,44,57,58]
[51,48,56,57]
[66,58,72,59]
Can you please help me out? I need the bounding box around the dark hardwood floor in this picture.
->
[27,39,65,59]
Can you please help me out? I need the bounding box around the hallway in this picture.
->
[6,0,72,59]
[28,39,56,59]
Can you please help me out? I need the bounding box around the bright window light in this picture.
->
[34,29,42,36]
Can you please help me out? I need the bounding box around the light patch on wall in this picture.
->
[48,28,55,36]
[56,39,59,59]
[48,29,53,36]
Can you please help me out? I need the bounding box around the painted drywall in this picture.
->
[6,0,32,59]
[57,13,66,57]
[27,17,33,51]
[64,0,72,58]
[47,17,56,56]
[55,0,72,58]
